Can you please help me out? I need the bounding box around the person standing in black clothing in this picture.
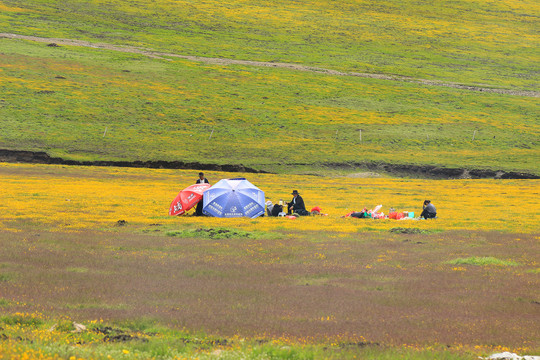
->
[196,172,209,184]
[287,190,307,215]
[195,172,209,216]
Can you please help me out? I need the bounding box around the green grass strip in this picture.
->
[446,256,520,267]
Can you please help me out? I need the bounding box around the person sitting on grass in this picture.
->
[266,201,274,216]
[420,200,437,219]
[287,190,309,216]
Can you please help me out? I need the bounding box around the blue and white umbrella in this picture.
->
[202,178,265,218]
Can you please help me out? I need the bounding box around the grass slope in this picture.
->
[0,313,492,359]
[1,0,538,89]
[0,0,538,174]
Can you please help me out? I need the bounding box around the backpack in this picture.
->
[271,204,283,216]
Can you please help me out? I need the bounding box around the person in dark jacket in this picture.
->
[287,190,308,215]
[350,207,369,218]
[420,200,437,219]
[195,172,210,216]
[196,172,209,184]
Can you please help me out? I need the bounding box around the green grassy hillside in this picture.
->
[0,0,538,174]
[2,0,539,89]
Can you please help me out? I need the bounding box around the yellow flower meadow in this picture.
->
[0,163,538,234]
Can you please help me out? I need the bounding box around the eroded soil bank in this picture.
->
[1,149,538,179]
[0,149,267,174]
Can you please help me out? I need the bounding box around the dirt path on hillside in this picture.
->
[2,33,538,97]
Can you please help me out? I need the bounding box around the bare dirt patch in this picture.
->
[0,228,538,348]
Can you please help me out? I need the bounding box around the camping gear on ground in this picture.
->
[389,210,415,220]
[294,209,310,216]
[202,178,265,218]
[368,205,383,219]
[271,204,283,216]
[169,183,211,216]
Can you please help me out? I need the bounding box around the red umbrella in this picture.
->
[169,183,211,216]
